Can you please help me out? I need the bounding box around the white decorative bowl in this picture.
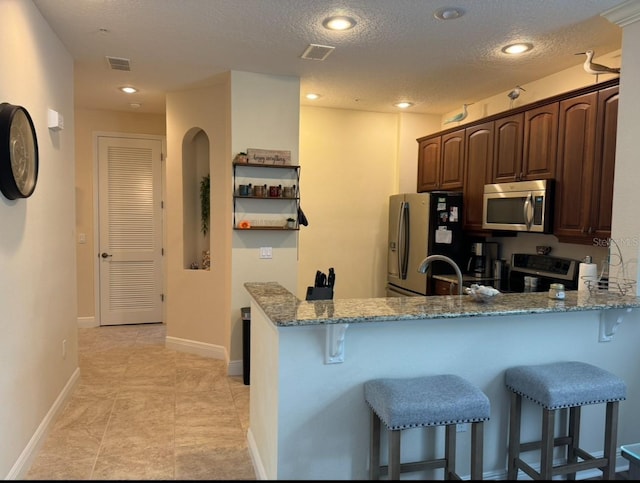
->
[464,284,501,303]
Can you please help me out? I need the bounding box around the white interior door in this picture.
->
[98,135,163,325]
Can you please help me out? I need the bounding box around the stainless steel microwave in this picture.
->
[482,179,553,232]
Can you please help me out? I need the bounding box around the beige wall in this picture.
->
[230,72,300,362]
[298,107,399,298]
[165,80,232,349]
[74,109,165,318]
[609,7,640,290]
[0,1,76,477]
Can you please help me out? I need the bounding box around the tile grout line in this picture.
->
[88,329,136,480]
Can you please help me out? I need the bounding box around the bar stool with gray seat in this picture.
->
[364,374,490,480]
[505,360,627,480]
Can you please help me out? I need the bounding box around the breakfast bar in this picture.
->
[244,282,640,480]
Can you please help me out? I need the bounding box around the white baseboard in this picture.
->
[227,359,243,377]
[246,427,267,480]
[165,336,247,377]
[165,335,227,361]
[6,368,80,480]
[77,316,98,328]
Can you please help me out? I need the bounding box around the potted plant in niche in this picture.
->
[200,174,210,235]
[286,217,296,229]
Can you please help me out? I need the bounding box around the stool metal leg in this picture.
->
[388,429,401,480]
[507,391,522,480]
[471,421,484,480]
[602,401,619,480]
[540,408,555,480]
[444,424,456,480]
[370,410,381,480]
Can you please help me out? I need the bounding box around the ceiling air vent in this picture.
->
[300,44,335,61]
[106,56,131,71]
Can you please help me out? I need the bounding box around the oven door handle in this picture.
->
[523,192,533,230]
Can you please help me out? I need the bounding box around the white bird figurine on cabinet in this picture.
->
[507,85,526,108]
[575,50,620,82]
[444,103,473,124]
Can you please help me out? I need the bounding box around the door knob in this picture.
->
[101,252,112,258]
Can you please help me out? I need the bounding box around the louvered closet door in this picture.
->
[98,136,163,325]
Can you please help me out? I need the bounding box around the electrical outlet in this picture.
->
[62,339,67,359]
[456,423,467,432]
[259,247,272,259]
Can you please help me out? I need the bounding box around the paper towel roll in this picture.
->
[578,262,598,292]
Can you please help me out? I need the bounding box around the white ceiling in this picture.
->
[32,0,624,116]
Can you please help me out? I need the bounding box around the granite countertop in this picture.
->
[245,282,640,327]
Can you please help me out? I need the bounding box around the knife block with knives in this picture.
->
[305,267,335,300]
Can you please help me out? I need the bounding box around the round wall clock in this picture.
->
[0,102,39,200]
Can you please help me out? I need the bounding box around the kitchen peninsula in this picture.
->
[245,282,640,480]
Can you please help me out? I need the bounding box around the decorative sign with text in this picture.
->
[246,148,291,165]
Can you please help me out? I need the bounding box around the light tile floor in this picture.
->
[25,323,255,480]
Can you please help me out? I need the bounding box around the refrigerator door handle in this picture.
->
[399,201,410,279]
[396,202,404,279]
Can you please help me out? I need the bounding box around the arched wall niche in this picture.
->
[182,127,211,269]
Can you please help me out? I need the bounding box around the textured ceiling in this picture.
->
[32,0,624,116]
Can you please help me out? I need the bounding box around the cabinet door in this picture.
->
[492,113,524,183]
[432,279,458,296]
[554,92,597,240]
[590,86,618,242]
[417,136,441,192]
[523,102,558,180]
[440,129,465,190]
[463,121,493,232]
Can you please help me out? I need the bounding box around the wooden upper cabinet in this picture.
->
[589,85,619,242]
[414,79,618,241]
[522,102,558,180]
[417,130,464,192]
[417,136,441,192]
[554,92,597,241]
[440,130,465,190]
[492,113,524,183]
[463,121,494,232]
[491,104,558,183]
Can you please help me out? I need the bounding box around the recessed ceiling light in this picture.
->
[433,7,465,20]
[502,43,533,55]
[322,16,356,31]
[306,93,321,100]
[394,102,414,109]
[120,86,138,94]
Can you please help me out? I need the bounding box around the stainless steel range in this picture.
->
[507,253,581,293]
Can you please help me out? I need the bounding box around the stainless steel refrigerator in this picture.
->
[387,192,464,296]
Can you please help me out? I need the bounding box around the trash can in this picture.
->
[241,307,251,385]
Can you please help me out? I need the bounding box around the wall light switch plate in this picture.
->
[259,247,272,259]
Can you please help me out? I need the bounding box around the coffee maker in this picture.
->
[467,242,499,278]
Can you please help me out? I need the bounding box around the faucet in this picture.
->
[417,254,464,295]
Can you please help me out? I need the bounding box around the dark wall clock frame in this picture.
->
[0,102,39,200]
